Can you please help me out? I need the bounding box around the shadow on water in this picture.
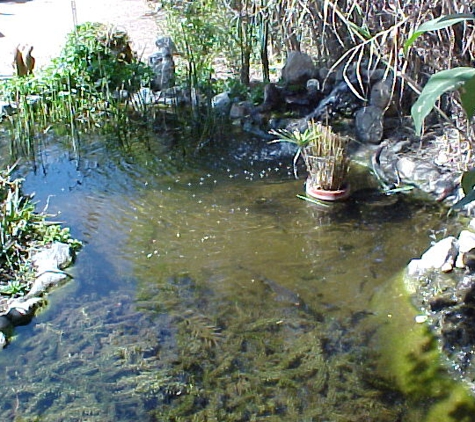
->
[0,128,470,420]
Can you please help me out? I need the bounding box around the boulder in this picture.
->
[370,78,393,110]
[354,105,384,144]
[456,230,475,268]
[149,36,175,91]
[211,92,232,116]
[407,236,459,276]
[396,157,455,201]
[281,51,317,86]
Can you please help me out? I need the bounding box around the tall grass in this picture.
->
[0,22,155,153]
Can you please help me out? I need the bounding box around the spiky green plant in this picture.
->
[271,121,350,190]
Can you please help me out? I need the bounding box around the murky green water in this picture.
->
[0,131,469,421]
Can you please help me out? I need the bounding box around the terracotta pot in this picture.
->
[305,180,350,202]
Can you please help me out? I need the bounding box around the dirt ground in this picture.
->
[0,0,162,77]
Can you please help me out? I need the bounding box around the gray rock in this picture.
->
[149,36,175,91]
[6,297,44,325]
[354,105,384,144]
[281,51,317,85]
[306,79,320,92]
[396,157,454,201]
[155,36,176,53]
[0,316,12,331]
[211,92,231,116]
[133,87,161,105]
[0,332,6,349]
[0,100,15,118]
[26,270,69,298]
[229,101,252,119]
[370,78,393,110]
[407,236,459,277]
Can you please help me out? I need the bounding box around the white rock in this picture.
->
[456,230,475,268]
[407,236,458,276]
[31,242,72,272]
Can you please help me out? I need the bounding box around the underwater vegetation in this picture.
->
[136,274,405,422]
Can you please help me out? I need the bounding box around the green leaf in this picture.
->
[460,75,475,120]
[404,14,475,54]
[411,67,475,136]
[452,189,475,210]
[461,169,475,195]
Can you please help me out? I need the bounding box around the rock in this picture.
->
[306,79,321,104]
[407,236,459,276]
[149,36,175,91]
[26,270,69,298]
[396,157,455,201]
[211,92,231,116]
[132,87,161,105]
[31,242,72,272]
[429,294,457,312]
[155,36,176,53]
[354,105,384,144]
[306,78,320,92]
[26,242,73,298]
[462,248,475,270]
[281,51,317,86]
[0,100,15,118]
[0,316,12,331]
[5,297,44,326]
[370,78,393,110]
[229,101,252,119]
[456,230,475,268]
[0,332,6,349]
[258,83,282,112]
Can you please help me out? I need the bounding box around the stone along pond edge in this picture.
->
[0,242,74,347]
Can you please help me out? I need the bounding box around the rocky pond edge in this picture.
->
[0,242,73,348]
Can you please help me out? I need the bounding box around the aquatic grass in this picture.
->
[0,22,155,153]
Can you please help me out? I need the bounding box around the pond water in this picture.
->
[0,129,470,421]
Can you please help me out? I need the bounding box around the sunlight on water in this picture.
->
[0,133,468,421]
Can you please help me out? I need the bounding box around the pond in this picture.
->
[0,128,471,421]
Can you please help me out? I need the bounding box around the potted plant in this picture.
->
[270,120,351,201]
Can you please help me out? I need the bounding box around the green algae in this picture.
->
[371,270,475,422]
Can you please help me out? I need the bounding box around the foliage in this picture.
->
[405,13,475,211]
[0,165,81,295]
[411,67,475,136]
[404,14,475,56]
[139,274,404,421]
[51,22,153,93]
[405,14,475,136]
[160,0,231,90]
[0,23,154,147]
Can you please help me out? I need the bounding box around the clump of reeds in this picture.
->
[270,120,350,191]
[303,121,350,191]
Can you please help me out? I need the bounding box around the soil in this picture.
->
[0,0,163,76]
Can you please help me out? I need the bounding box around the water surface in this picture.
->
[0,131,466,421]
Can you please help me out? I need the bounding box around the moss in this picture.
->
[372,270,475,422]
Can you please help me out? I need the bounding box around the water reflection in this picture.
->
[0,133,465,420]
